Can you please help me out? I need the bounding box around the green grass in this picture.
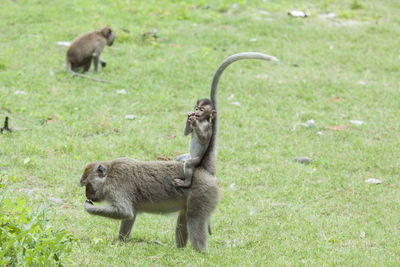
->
[1,0,400,265]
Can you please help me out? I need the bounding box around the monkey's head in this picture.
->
[101,27,115,46]
[80,162,108,202]
[195,98,216,122]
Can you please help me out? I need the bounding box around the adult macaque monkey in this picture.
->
[79,52,278,252]
[66,26,115,83]
[173,98,216,188]
[80,158,216,250]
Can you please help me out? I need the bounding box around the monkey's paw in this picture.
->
[188,116,197,124]
[84,200,94,210]
[173,179,190,188]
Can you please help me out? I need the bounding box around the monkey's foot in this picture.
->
[101,62,106,68]
[173,179,191,188]
[118,236,129,242]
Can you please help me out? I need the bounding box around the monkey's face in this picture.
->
[107,32,115,46]
[100,27,115,46]
[85,183,100,202]
[80,163,107,202]
[194,104,216,121]
[107,30,115,46]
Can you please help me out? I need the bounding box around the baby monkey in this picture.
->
[173,99,216,188]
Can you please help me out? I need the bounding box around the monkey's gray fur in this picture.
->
[80,158,219,251]
[79,52,278,252]
[66,26,115,83]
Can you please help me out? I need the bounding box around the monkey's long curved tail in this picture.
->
[201,52,279,175]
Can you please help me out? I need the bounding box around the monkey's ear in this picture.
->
[97,164,107,178]
[101,27,111,38]
[210,110,217,120]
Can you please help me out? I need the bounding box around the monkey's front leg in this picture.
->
[184,112,195,136]
[84,200,133,220]
[119,214,136,241]
[99,57,107,68]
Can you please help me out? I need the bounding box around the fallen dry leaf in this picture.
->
[173,151,181,157]
[125,114,137,120]
[360,230,366,238]
[288,10,309,17]
[349,120,365,126]
[157,156,171,161]
[163,134,176,139]
[331,97,340,102]
[230,102,241,106]
[61,204,71,209]
[14,90,26,95]
[326,124,350,131]
[56,41,71,46]
[365,178,382,184]
[46,114,59,125]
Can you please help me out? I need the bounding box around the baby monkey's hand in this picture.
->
[187,112,196,123]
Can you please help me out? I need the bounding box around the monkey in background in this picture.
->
[66,26,115,82]
[173,99,216,188]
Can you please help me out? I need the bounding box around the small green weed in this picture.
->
[0,176,78,266]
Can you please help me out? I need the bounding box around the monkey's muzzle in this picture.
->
[85,184,100,202]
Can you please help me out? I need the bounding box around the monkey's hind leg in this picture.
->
[173,157,201,188]
[175,210,188,248]
[118,214,137,242]
[83,60,92,72]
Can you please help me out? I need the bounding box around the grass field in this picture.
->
[1,0,400,265]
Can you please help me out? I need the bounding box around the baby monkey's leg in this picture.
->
[173,157,202,188]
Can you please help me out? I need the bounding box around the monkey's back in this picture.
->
[107,158,187,213]
[104,158,220,215]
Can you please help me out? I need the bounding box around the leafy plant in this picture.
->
[0,176,78,266]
